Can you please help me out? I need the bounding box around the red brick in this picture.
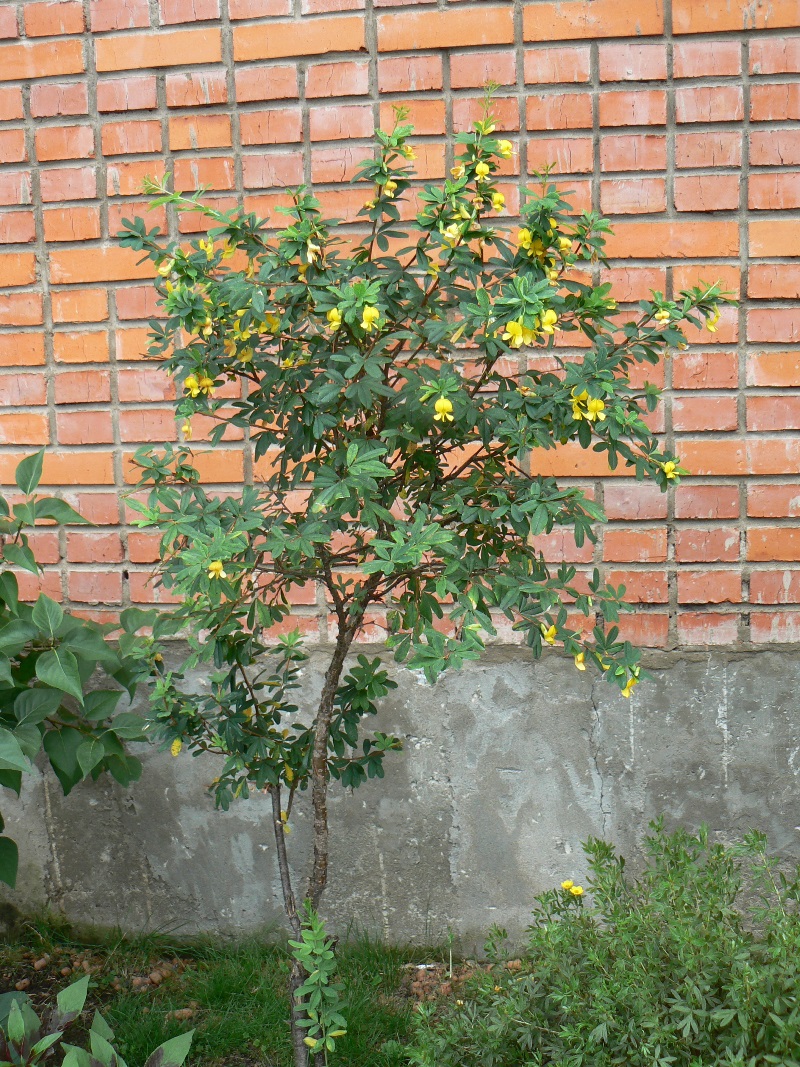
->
[677,612,739,646]
[601,266,667,302]
[40,165,97,202]
[528,136,593,174]
[748,485,800,518]
[674,0,799,34]
[450,50,515,89]
[378,7,512,51]
[750,221,800,258]
[599,44,666,82]
[675,85,743,123]
[523,45,590,84]
[69,570,123,605]
[749,264,800,299]
[36,125,94,162]
[747,395,800,432]
[378,55,442,93]
[228,0,290,15]
[241,153,304,189]
[101,120,162,156]
[603,529,667,563]
[0,252,36,288]
[675,485,740,521]
[0,212,35,244]
[57,410,114,445]
[748,438,800,475]
[43,206,102,242]
[675,131,742,168]
[747,309,800,344]
[600,134,666,172]
[0,38,84,81]
[0,412,47,445]
[674,174,740,212]
[523,0,663,41]
[51,290,109,324]
[166,70,228,107]
[234,16,364,60]
[96,28,222,71]
[30,82,88,118]
[382,98,446,136]
[174,156,236,191]
[673,395,739,432]
[675,527,739,563]
[306,59,370,97]
[677,571,741,604]
[0,129,26,164]
[600,178,665,214]
[750,83,800,122]
[750,569,800,604]
[452,96,518,134]
[749,173,800,211]
[0,373,46,406]
[616,613,669,648]
[119,408,178,442]
[0,293,43,326]
[0,7,18,37]
[748,528,800,562]
[677,439,745,476]
[240,108,302,145]
[160,0,220,23]
[90,0,149,31]
[0,86,23,121]
[118,368,175,402]
[605,570,669,603]
[605,221,739,259]
[55,369,111,404]
[127,532,161,563]
[310,104,373,141]
[674,40,741,78]
[114,285,163,320]
[750,37,800,75]
[24,1,84,36]
[750,128,800,167]
[97,76,157,112]
[169,114,231,150]
[50,247,154,284]
[106,159,167,196]
[235,65,298,102]
[65,531,123,564]
[0,334,45,367]
[527,93,592,131]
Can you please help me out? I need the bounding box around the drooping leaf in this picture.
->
[76,739,105,777]
[0,729,32,774]
[36,648,84,704]
[0,836,19,888]
[42,728,84,794]
[34,497,90,525]
[31,594,64,638]
[14,449,45,496]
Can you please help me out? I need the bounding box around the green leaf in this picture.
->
[36,648,84,704]
[6,1001,25,1045]
[0,655,12,686]
[0,572,19,613]
[0,618,36,656]
[14,688,63,725]
[76,739,105,777]
[90,1011,115,1042]
[31,594,64,638]
[0,770,22,795]
[0,542,39,575]
[14,724,43,760]
[144,1032,194,1067]
[120,607,158,634]
[0,837,19,888]
[34,497,90,525]
[15,449,45,496]
[107,712,146,741]
[0,991,32,1033]
[42,728,84,794]
[62,626,119,667]
[0,729,32,773]
[83,689,124,722]
[61,1045,92,1067]
[31,1031,64,1057]
[57,975,90,1017]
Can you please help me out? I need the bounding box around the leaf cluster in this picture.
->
[289,902,348,1060]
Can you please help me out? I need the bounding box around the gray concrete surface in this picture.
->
[4,648,800,947]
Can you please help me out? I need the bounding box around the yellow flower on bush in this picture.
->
[517,228,533,251]
[361,305,380,332]
[402,144,416,160]
[541,623,557,645]
[181,421,192,440]
[208,560,227,580]
[561,879,574,890]
[491,192,505,211]
[571,389,589,420]
[433,396,454,422]
[574,652,586,671]
[654,308,671,324]
[157,258,175,277]
[264,312,280,333]
[475,161,491,183]
[450,163,466,180]
[503,320,536,349]
[222,240,236,260]
[570,885,584,896]
[706,306,720,333]
[442,222,461,246]
[327,308,342,332]
[198,238,214,260]
[383,179,398,198]
[621,675,639,699]
[540,309,559,334]
[497,139,513,159]
[558,236,572,253]
[170,739,182,757]
[662,460,677,479]
[585,397,606,422]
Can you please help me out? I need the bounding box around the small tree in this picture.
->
[119,103,729,1066]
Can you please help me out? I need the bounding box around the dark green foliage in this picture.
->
[407,821,800,1067]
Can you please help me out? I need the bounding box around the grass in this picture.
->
[0,917,437,1066]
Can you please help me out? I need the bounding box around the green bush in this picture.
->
[407,821,800,1067]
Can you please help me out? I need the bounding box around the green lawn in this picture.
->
[1,918,441,1066]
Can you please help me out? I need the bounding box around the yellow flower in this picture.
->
[208,560,227,580]
[361,305,380,332]
[502,320,536,349]
[491,191,505,211]
[558,236,572,253]
[621,676,638,699]
[306,239,321,263]
[662,460,677,480]
[574,652,586,671]
[181,421,192,440]
[170,739,182,757]
[224,338,237,360]
[541,623,557,645]
[497,139,513,159]
[475,161,491,183]
[450,163,466,180]
[540,309,559,334]
[198,238,214,260]
[200,314,213,338]
[585,397,606,422]
[327,308,342,332]
[547,267,559,281]
[298,263,308,277]
[654,308,671,323]
[706,306,720,333]
[157,258,175,277]
[238,348,253,364]
[222,240,236,260]
[433,396,454,422]
[517,228,533,251]
[561,879,574,890]
[442,222,461,246]
[280,809,291,834]
[264,312,280,333]
[571,388,589,421]
[383,179,398,197]
[570,885,584,896]
[184,374,200,398]
[198,375,215,396]
[402,144,416,160]
[364,199,376,210]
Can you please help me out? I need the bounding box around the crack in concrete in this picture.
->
[587,676,611,838]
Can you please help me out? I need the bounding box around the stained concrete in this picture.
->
[4,649,800,946]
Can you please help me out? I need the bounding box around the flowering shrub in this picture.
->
[408,821,800,1067]
[119,102,730,1065]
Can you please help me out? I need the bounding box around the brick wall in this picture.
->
[0,0,799,650]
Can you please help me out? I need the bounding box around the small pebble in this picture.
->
[34,956,50,971]
[61,967,72,977]
[148,970,163,986]
[15,979,30,991]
